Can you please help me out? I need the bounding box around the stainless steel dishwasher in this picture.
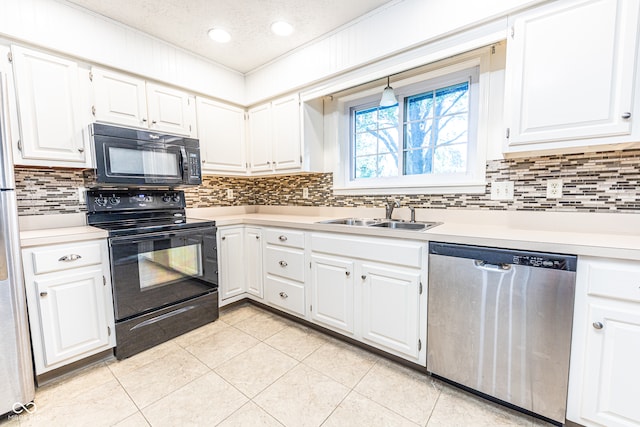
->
[427,242,577,425]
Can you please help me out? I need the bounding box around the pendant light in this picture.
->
[379,76,398,107]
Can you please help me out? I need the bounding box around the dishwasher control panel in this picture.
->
[429,242,577,272]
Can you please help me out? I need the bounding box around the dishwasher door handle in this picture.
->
[473,259,512,272]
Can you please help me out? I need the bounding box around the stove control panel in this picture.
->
[86,190,186,211]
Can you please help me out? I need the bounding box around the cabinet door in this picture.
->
[146,83,195,136]
[218,227,245,300]
[272,94,301,171]
[310,254,355,335]
[504,0,639,147]
[247,102,273,172]
[11,46,86,166]
[35,268,109,367]
[91,68,148,128]
[580,303,640,427]
[360,262,421,358]
[196,97,247,173]
[245,227,263,298]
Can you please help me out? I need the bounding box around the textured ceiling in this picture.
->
[65,0,395,74]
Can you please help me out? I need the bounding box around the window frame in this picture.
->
[334,50,491,195]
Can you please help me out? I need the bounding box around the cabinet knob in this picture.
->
[361,275,367,280]
[78,147,85,153]
[256,235,260,239]
[593,321,604,330]
[345,271,350,276]
[39,291,48,297]
[622,112,632,119]
[152,120,157,124]
[279,291,288,299]
[221,236,226,240]
[202,159,206,164]
[279,260,288,267]
[278,235,287,241]
[59,254,82,262]
[142,118,148,122]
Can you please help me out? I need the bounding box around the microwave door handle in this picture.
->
[180,147,188,180]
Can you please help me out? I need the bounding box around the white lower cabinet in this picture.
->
[360,262,421,358]
[310,254,355,335]
[567,256,640,427]
[310,233,427,364]
[263,228,306,317]
[22,239,115,375]
[218,226,264,304]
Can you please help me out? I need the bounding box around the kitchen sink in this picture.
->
[318,218,441,231]
[370,221,430,230]
[319,218,381,226]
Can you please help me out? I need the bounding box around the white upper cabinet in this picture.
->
[504,0,640,153]
[196,96,246,174]
[248,102,273,172]
[272,94,302,170]
[91,67,196,137]
[11,46,88,167]
[247,94,323,175]
[91,69,147,128]
[146,82,195,136]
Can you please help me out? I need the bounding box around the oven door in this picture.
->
[94,136,186,186]
[109,227,217,321]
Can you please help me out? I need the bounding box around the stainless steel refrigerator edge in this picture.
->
[0,70,35,415]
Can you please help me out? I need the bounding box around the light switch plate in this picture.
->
[490,181,514,200]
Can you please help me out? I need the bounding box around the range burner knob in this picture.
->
[95,197,107,207]
[171,194,181,203]
[162,195,172,203]
[109,196,121,206]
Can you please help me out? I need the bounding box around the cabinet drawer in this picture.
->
[30,241,103,275]
[584,258,640,303]
[265,246,305,282]
[265,276,305,316]
[264,228,305,249]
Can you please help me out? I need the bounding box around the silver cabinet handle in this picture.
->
[361,275,367,280]
[59,254,82,262]
[346,271,350,276]
[39,291,48,297]
[278,235,287,241]
[279,292,288,299]
[279,260,288,267]
[622,112,632,119]
[593,321,604,330]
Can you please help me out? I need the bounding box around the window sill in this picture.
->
[332,182,487,196]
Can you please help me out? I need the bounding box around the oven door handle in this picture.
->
[110,232,182,245]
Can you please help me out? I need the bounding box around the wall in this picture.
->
[16,148,640,215]
[0,0,245,104]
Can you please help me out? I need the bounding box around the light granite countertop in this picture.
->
[19,206,640,261]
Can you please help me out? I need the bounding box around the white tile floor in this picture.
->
[4,303,554,427]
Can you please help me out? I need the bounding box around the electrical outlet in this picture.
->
[547,179,563,199]
[226,189,234,200]
[302,188,309,199]
[77,186,86,204]
[490,181,514,200]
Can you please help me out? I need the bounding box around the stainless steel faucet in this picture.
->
[385,199,400,219]
[408,206,416,223]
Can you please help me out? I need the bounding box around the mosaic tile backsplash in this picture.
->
[14,148,640,215]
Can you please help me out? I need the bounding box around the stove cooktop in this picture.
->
[92,217,216,237]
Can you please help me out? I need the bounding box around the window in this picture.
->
[335,53,490,195]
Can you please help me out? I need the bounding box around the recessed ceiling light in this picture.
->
[271,21,294,36]
[208,28,231,43]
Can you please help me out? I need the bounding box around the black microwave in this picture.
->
[91,123,201,186]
